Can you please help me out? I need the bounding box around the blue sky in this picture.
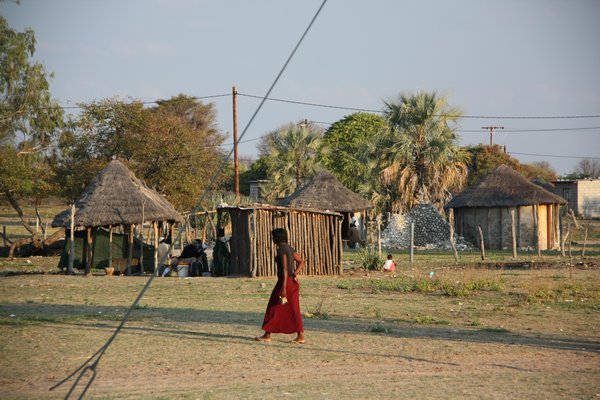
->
[4,0,600,175]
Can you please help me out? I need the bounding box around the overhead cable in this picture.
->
[508,152,600,160]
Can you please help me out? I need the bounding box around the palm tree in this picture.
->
[260,122,324,201]
[382,91,468,213]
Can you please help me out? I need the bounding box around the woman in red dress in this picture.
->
[255,228,305,344]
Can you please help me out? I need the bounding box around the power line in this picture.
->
[303,122,600,132]
[55,90,600,121]
[237,92,600,120]
[222,136,263,146]
[459,126,600,133]
[50,91,600,121]
[508,152,600,160]
[53,93,232,110]
[221,120,600,147]
[237,92,381,113]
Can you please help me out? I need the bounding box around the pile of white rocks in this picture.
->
[380,203,473,250]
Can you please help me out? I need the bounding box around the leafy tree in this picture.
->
[321,112,389,212]
[132,103,228,211]
[258,121,324,201]
[239,156,269,196]
[0,16,63,146]
[381,91,468,213]
[571,159,600,179]
[465,146,558,185]
[520,161,557,183]
[464,145,520,186]
[0,16,64,254]
[55,96,227,211]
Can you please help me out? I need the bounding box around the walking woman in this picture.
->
[255,228,305,344]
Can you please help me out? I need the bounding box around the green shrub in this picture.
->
[369,324,391,333]
[357,247,383,271]
[414,315,435,324]
[336,280,355,291]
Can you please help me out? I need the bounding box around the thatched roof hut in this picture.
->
[52,159,183,228]
[217,205,343,277]
[278,169,372,212]
[445,165,566,209]
[278,169,372,242]
[52,159,183,275]
[445,165,567,250]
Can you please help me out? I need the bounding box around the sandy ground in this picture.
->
[0,268,598,399]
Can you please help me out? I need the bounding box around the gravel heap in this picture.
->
[380,204,472,250]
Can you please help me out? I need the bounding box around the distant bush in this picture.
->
[357,247,383,271]
[344,274,504,297]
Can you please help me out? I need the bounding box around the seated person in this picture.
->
[177,240,208,276]
[348,223,361,249]
[383,254,396,272]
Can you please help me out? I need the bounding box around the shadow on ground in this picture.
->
[2,302,599,354]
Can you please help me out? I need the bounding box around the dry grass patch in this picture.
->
[0,256,599,399]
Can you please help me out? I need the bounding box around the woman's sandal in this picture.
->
[254,336,272,342]
[290,339,306,344]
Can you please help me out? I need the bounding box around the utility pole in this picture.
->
[482,126,504,146]
[232,86,239,197]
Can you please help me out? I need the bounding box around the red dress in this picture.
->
[261,244,304,334]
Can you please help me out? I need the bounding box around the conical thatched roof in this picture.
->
[445,165,567,209]
[52,160,183,228]
[278,169,372,212]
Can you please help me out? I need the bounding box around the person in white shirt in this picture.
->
[383,254,396,272]
[157,237,171,276]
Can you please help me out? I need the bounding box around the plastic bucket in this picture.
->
[177,265,189,277]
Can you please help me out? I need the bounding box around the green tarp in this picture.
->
[58,228,156,273]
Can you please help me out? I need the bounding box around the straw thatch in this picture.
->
[52,159,183,228]
[445,165,566,209]
[444,165,566,250]
[278,169,372,212]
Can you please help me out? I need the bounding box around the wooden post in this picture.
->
[251,210,257,277]
[68,204,75,275]
[378,222,382,256]
[448,209,459,263]
[533,205,541,257]
[85,227,93,276]
[206,213,217,243]
[409,222,414,264]
[169,224,175,257]
[477,225,486,260]
[108,225,113,269]
[486,208,491,251]
[510,208,517,259]
[201,218,207,243]
[179,225,184,253]
[582,224,588,258]
[127,224,134,275]
[561,231,569,258]
[568,229,573,279]
[153,221,159,275]
[232,86,239,197]
[139,203,145,275]
[185,218,191,246]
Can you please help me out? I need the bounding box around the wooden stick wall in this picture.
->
[218,206,343,277]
